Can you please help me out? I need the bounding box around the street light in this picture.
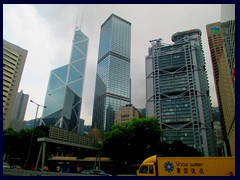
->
[24,100,46,169]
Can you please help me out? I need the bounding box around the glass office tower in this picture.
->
[92,14,131,133]
[41,27,88,133]
[146,29,217,156]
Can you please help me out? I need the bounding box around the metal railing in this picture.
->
[49,126,99,148]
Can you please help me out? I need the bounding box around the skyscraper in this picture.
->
[41,27,88,133]
[206,5,235,156]
[3,39,28,130]
[10,90,29,131]
[146,29,217,156]
[92,14,131,133]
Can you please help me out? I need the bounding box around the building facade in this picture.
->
[206,12,235,156]
[10,90,29,131]
[221,5,235,156]
[138,108,146,118]
[3,39,28,130]
[78,118,85,134]
[92,14,131,133]
[212,107,225,156]
[41,27,88,133]
[146,29,217,156]
[114,104,142,126]
[24,118,41,129]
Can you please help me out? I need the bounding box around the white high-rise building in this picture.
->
[3,40,28,130]
[146,30,217,156]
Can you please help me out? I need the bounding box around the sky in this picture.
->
[3,4,221,125]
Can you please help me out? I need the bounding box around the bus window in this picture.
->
[139,166,148,174]
[149,166,154,174]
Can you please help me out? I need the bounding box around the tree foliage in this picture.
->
[102,117,161,174]
[3,126,49,168]
[164,140,202,157]
[102,117,202,174]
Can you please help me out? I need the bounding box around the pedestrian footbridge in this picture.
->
[35,126,101,171]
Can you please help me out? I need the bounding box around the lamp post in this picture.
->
[24,100,46,169]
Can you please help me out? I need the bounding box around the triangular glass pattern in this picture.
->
[74,31,88,42]
[70,46,85,62]
[52,65,68,83]
[68,66,82,83]
[42,87,65,117]
[41,28,88,132]
[68,79,83,97]
[48,72,65,91]
[72,60,85,75]
[75,41,88,56]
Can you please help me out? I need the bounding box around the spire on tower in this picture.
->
[75,7,84,30]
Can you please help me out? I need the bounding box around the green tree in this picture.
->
[3,125,49,168]
[167,140,202,157]
[27,125,50,168]
[126,117,162,163]
[102,117,161,174]
[102,117,202,174]
[103,124,129,168]
[3,128,18,162]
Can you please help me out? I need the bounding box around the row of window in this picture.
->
[3,48,19,60]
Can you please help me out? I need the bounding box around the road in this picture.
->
[3,169,102,176]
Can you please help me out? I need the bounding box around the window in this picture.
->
[149,166,154,174]
[139,166,148,174]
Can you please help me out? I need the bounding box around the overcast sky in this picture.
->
[3,4,221,125]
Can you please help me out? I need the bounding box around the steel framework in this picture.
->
[146,30,216,156]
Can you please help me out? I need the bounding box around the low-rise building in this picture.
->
[114,104,142,126]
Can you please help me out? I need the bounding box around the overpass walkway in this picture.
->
[35,126,101,171]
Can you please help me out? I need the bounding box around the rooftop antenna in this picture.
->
[80,9,84,30]
[75,12,79,28]
[75,7,84,31]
